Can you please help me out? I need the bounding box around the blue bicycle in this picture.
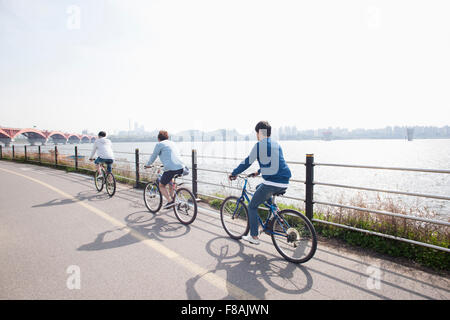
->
[219,174,317,263]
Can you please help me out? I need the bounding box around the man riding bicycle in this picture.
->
[89,131,115,175]
[144,130,187,210]
[229,121,292,245]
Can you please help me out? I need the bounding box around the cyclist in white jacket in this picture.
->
[89,131,115,174]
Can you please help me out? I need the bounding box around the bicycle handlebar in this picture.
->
[231,173,257,180]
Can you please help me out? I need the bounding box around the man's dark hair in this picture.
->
[255,121,271,137]
[158,130,169,141]
[98,131,106,137]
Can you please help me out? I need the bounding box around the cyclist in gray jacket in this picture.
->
[144,130,186,209]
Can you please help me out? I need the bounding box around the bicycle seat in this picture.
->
[273,190,286,197]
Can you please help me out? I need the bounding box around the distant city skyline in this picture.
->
[109,124,450,142]
[2,123,449,147]
[2,123,449,140]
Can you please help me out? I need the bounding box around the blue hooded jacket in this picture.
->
[231,138,291,185]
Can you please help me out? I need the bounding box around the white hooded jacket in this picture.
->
[89,137,115,160]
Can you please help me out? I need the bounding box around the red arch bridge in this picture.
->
[0,128,96,146]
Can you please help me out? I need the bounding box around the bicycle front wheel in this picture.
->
[220,196,249,239]
[173,188,197,225]
[271,209,317,264]
[105,173,116,197]
[94,169,105,192]
[144,182,162,213]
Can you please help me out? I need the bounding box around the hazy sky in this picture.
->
[1,0,449,135]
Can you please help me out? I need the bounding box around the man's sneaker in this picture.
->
[241,234,260,245]
[163,201,175,210]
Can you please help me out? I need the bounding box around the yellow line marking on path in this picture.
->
[0,166,257,300]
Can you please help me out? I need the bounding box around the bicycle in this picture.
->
[90,159,116,197]
[220,174,317,264]
[143,165,198,225]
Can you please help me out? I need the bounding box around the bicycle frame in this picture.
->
[233,177,292,238]
[97,163,113,178]
[98,163,106,173]
[95,162,112,176]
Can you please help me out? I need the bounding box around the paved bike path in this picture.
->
[0,161,448,300]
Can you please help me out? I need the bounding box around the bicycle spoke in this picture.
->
[144,183,162,213]
[94,170,104,192]
[105,173,116,197]
[173,188,197,225]
[271,210,317,263]
[220,196,249,239]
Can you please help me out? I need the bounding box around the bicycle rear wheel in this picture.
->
[144,182,162,213]
[94,169,105,192]
[173,187,197,225]
[220,196,249,239]
[271,209,317,263]
[105,173,116,197]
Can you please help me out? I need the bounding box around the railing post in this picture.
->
[12,145,15,159]
[305,154,315,220]
[38,146,41,164]
[55,146,58,166]
[24,145,27,162]
[135,148,140,188]
[192,149,198,198]
[75,146,78,171]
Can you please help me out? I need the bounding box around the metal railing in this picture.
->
[1,145,448,252]
[191,152,449,253]
[311,159,450,225]
[0,145,146,186]
[312,156,449,252]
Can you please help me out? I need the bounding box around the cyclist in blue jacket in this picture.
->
[229,121,291,245]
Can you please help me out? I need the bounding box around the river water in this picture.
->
[9,138,450,221]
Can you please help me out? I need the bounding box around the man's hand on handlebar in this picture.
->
[229,171,259,181]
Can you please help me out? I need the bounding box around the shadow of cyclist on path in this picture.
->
[185,236,313,300]
[77,212,190,251]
